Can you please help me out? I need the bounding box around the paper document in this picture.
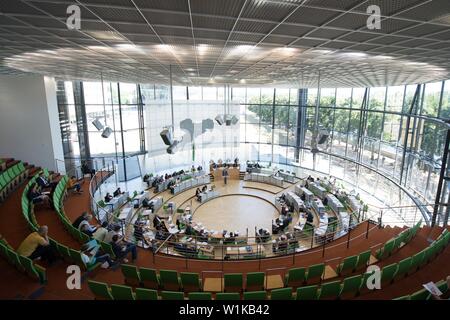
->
[422,282,443,296]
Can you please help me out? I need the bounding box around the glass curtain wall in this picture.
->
[57,79,450,224]
[141,84,239,173]
[56,80,145,181]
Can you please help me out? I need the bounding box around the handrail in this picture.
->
[86,160,425,261]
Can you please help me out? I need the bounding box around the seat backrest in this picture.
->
[318,280,341,299]
[121,264,140,281]
[243,291,266,300]
[356,250,371,269]
[7,248,22,269]
[161,291,184,300]
[159,269,180,290]
[180,272,200,288]
[110,284,135,300]
[340,275,362,295]
[135,288,158,300]
[381,263,398,283]
[216,292,240,300]
[338,255,358,274]
[188,292,212,300]
[296,285,318,300]
[306,263,324,281]
[100,241,116,259]
[18,255,39,280]
[270,287,292,300]
[224,273,243,292]
[396,257,412,277]
[410,288,430,300]
[246,272,264,289]
[286,267,305,286]
[139,267,159,289]
[87,280,113,300]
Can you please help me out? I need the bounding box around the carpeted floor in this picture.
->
[0,175,449,300]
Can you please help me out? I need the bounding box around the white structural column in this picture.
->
[0,74,64,172]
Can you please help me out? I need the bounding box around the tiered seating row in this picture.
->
[87,228,449,300]
[52,177,117,262]
[394,278,449,300]
[0,161,28,202]
[0,236,47,284]
[21,174,102,273]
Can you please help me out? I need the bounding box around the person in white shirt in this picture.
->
[78,214,98,236]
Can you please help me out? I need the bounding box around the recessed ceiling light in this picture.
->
[343,52,367,58]
[186,68,196,71]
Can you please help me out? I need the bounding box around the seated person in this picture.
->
[134,220,149,247]
[195,188,202,201]
[80,242,114,268]
[202,185,207,192]
[36,172,57,191]
[431,276,450,300]
[277,235,288,252]
[104,192,113,203]
[111,234,137,263]
[197,165,202,171]
[81,161,95,178]
[78,214,98,236]
[27,183,50,206]
[286,213,293,225]
[281,205,288,216]
[72,212,89,229]
[92,221,109,242]
[104,225,122,244]
[185,224,194,235]
[17,226,56,265]
[306,211,314,224]
[155,230,168,241]
[67,176,83,193]
[142,198,154,211]
[113,188,124,198]
[168,180,176,194]
[191,165,196,172]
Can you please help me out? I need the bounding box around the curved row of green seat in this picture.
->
[394,278,449,300]
[0,161,28,202]
[119,263,329,293]
[0,235,47,284]
[117,223,423,293]
[52,178,117,261]
[21,174,101,272]
[87,280,347,300]
[335,220,422,276]
[374,221,421,260]
[90,229,449,300]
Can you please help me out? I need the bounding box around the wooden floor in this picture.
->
[193,194,278,234]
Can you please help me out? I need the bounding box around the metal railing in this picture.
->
[85,159,427,263]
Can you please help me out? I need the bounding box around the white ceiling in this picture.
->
[1,0,450,87]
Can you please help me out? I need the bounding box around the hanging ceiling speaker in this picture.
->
[215,115,224,126]
[160,128,174,146]
[224,114,232,126]
[230,115,239,125]
[92,119,104,131]
[101,127,112,138]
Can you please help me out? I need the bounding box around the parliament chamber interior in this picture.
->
[0,0,449,305]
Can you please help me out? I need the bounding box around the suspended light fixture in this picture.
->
[92,118,104,131]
